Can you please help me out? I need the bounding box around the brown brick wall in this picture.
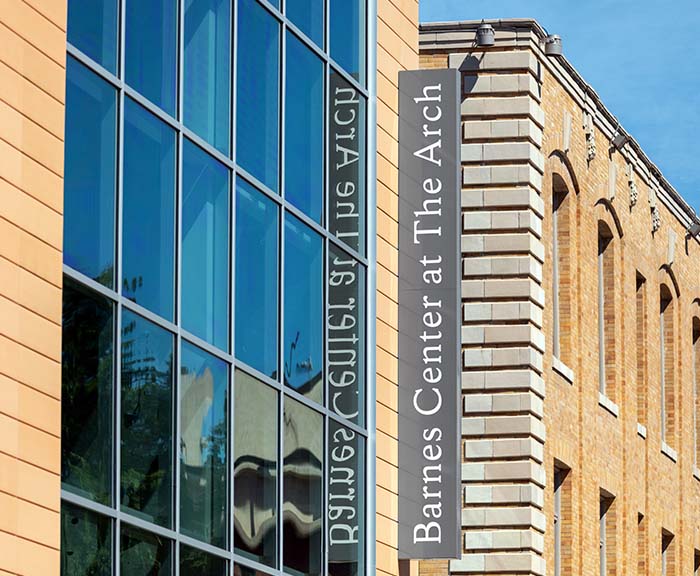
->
[0,1,66,575]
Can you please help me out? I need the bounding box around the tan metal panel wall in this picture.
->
[0,2,66,575]
[375,0,418,574]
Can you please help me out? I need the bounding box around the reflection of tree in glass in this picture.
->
[121,314,173,527]
[60,504,111,575]
[61,284,113,505]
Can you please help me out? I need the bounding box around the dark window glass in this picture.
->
[64,57,117,287]
[284,215,323,403]
[61,503,112,576]
[237,0,279,192]
[120,525,172,576]
[234,565,273,576]
[234,370,278,567]
[283,398,323,575]
[285,32,324,223]
[61,280,114,505]
[180,342,229,548]
[125,0,177,115]
[330,0,365,83]
[67,0,118,73]
[123,98,176,320]
[235,179,279,377]
[180,545,227,575]
[182,140,230,350]
[327,421,365,576]
[328,72,366,255]
[286,0,323,47]
[184,0,231,154]
[327,246,365,426]
[120,310,174,527]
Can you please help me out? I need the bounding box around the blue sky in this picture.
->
[420,0,700,212]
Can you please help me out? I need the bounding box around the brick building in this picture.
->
[417,19,700,576]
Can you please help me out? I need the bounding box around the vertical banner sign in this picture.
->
[398,68,461,560]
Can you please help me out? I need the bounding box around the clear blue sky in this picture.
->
[420,0,700,212]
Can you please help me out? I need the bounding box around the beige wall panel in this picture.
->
[377,18,418,71]
[0,256,62,324]
[0,4,65,573]
[377,263,398,302]
[378,0,418,36]
[0,98,64,175]
[0,179,62,250]
[0,138,63,214]
[0,23,65,102]
[0,218,62,287]
[377,318,398,357]
[376,374,398,412]
[377,125,399,169]
[0,335,61,400]
[2,0,66,66]
[0,375,61,437]
[0,61,64,139]
[377,180,398,221]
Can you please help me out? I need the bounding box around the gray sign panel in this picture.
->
[397,68,461,560]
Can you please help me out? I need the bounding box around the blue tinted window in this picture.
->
[180,342,229,548]
[123,98,176,320]
[121,311,174,528]
[67,0,118,73]
[236,0,279,192]
[284,214,323,403]
[184,0,231,154]
[285,33,324,222]
[125,0,177,115]
[330,0,365,83]
[235,179,279,377]
[64,57,117,287]
[182,140,230,350]
[286,0,323,47]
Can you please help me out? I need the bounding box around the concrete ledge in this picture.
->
[461,506,546,530]
[462,209,543,237]
[552,356,574,384]
[463,163,543,192]
[462,233,545,263]
[661,442,678,463]
[637,422,647,439]
[463,529,544,553]
[463,346,543,373]
[598,392,619,417]
[449,50,538,74]
[461,414,546,442]
[450,551,545,575]
[461,187,545,217]
[463,393,544,418]
[462,255,543,282]
[464,484,544,508]
[463,73,541,102]
[461,370,545,397]
[463,118,543,147]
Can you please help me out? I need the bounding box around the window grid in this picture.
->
[62,0,372,574]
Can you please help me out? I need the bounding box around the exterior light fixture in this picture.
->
[688,222,700,237]
[476,23,495,47]
[544,34,563,56]
[611,132,631,151]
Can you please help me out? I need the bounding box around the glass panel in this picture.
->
[67,0,118,73]
[328,421,365,576]
[120,310,174,527]
[180,545,227,575]
[283,398,323,576]
[327,246,365,426]
[285,32,324,223]
[64,57,117,287]
[235,179,279,377]
[284,215,323,403]
[123,98,176,320]
[180,341,229,548]
[125,0,178,114]
[234,370,278,567]
[286,0,323,47]
[330,0,365,83]
[182,140,230,350]
[328,72,366,255]
[120,525,172,576]
[60,502,112,576]
[184,0,231,154]
[237,0,279,192]
[62,280,114,505]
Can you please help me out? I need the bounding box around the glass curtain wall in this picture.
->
[62,0,371,574]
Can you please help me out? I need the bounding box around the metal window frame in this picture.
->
[61,0,377,573]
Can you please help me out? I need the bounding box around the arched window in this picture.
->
[552,174,572,364]
[598,222,616,400]
[660,284,675,446]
